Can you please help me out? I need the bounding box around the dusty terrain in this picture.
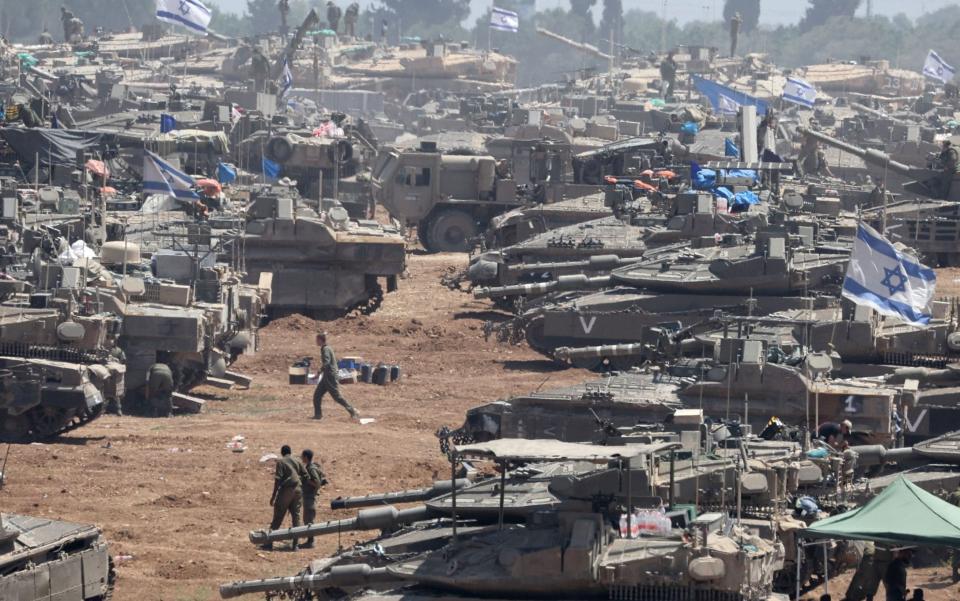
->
[1,254,958,600]
[1,252,594,600]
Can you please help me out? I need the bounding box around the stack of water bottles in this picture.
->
[619,506,672,537]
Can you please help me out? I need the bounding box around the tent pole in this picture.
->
[796,537,802,601]
[823,542,830,596]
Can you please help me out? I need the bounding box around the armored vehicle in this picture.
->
[224,438,800,600]
[799,126,960,202]
[0,306,124,441]
[0,513,114,600]
[241,185,405,318]
[371,140,525,252]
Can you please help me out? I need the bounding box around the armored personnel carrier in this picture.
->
[241,185,405,318]
[0,513,114,599]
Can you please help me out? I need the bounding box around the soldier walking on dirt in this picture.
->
[264,445,306,550]
[300,448,327,548]
[313,331,360,420]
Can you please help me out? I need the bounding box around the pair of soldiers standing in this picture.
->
[265,445,327,550]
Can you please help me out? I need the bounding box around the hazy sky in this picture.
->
[215,0,960,23]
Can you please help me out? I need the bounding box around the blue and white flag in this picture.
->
[156,0,212,35]
[160,113,177,133]
[692,75,769,116]
[783,76,816,108]
[842,223,937,326]
[143,150,198,200]
[262,157,281,181]
[278,58,294,104]
[923,50,955,83]
[490,7,519,33]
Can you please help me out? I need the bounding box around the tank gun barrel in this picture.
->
[331,479,471,509]
[849,102,908,124]
[475,274,613,299]
[506,255,644,276]
[850,444,924,468]
[248,505,430,544]
[796,126,919,179]
[536,27,613,61]
[554,343,650,362]
[220,565,394,598]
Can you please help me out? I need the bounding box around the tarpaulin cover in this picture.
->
[725,138,740,157]
[85,159,109,178]
[802,476,960,547]
[0,128,115,169]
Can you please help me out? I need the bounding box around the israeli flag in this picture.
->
[842,223,936,326]
[490,7,519,33]
[142,150,198,201]
[718,93,740,116]
[783,76,816,108]
[277,58,294,109]
[156,0,212,34]
[923,49,955,84]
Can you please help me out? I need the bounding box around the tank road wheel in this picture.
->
[29,406,69,439]
[426,210,478,253]
[0,412,31,443]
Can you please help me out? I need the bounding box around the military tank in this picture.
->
[482,230,848,369]
[467,190,768,294]
[241,185,405,318]
[224,437,815,600]
[0,513,114,599]
[0,305,124,442]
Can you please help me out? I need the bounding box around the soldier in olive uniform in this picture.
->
[659,52,678,99]
[300,448,327,548]
[949,486,960,581]
[937,140,958,199]
[313,332,359,420]
[327,1,342,33]
[729,12,742,57]
[344,3,359,38]
[265,445,306,550]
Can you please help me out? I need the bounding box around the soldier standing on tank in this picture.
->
[60,7,74,42]
[250,46,270,93]
[729,12,742,57]
[344,3,359,38]
[265,445,306,550]
[937,140,958,199]
[278,0,290,39]
[327,1,342,34]
[660,51,678,99]
[313,331,360,420]
[300,448,326,548]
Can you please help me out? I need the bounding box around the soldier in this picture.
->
[659,51,678,99]
[250,46,270,93]
[300,448,326,548]
[265,445,305,550]
[817,420,852,450]
[278,0,290,38]
[38,28,54,45]
[882,547,914,601]
[327,1,342,34]
[844,542,888,601]
[937,139,958,199]
[729,12,742,57]
[949,485,960,581]
[313,331,360,420]
[144,363,174,417]
[60,7,74,42]
[344,3,359,38]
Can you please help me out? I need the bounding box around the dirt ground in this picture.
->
[1,253,958,600]
[1,252,594,601]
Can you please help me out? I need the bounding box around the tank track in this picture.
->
[0,402,105,444]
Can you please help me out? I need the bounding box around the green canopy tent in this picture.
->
[802,476,960,547]
[796,476,960,599]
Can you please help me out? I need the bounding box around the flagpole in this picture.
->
[487,8,492,53]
